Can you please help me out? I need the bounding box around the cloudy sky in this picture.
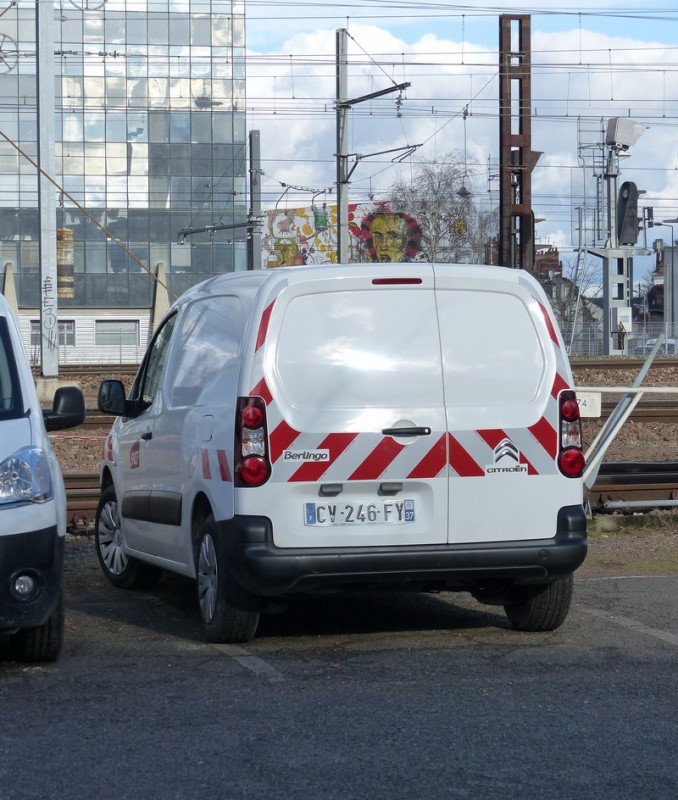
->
[244,1,678,277]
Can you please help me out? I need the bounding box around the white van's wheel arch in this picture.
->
[196,518,259,644]
[95,483,162,590]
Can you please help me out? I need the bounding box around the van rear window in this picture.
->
[274,289,443,411]
[437,290,546,407]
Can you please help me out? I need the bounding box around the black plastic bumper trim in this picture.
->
[0,526,64,630]
[214,505,588,596]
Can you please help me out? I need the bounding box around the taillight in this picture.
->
[239,456,269,486]
[558,389,584,478]
[235,397,270,487]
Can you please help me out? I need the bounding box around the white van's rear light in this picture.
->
[558,390,584,478]
[559,448,585,477]
[235,397,270,487]
[239,456,270,486]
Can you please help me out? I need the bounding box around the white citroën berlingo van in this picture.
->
[96,263,587,643]
[0,293,85,661]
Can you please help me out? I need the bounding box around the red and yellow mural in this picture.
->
[263,201,424,267]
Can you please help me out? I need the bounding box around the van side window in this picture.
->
[169,296,244,407]
[0,319,21,418]
[138,314,177,407]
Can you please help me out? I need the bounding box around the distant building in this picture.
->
[0,0,246,362]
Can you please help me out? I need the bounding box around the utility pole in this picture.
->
[335,28,411,264]
[248,130,262,270]
[336,29,349,264]
[498,15,541,270]
[584,118,649,355]
[37,0,58,377]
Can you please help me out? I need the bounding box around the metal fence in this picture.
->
[564,322,678,357]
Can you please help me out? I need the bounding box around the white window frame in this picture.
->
[95,319,140,347]
[30,320,76,347]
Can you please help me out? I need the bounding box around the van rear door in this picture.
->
[244,265,449,549]
[433,265,581,544]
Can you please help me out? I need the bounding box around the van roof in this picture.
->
[177,262,535,306]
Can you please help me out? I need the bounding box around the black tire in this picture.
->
[95,484,162,590]
[11,590,65,663]
[196,519,259,644]
[504,573,573,632]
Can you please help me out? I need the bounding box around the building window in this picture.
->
[95,320,139,346]
[30,320,76,347]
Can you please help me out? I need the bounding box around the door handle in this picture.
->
[141,431,153,440]
[381,426,431,437]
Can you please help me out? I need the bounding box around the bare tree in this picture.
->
[545,253,605,354]
[389,151,495,263]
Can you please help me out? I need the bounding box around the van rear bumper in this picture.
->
[0,527,64,630]
[218,505,588,596]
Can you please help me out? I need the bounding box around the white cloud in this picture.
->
[246,7,678,258]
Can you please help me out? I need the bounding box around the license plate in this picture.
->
[304,500,415,526]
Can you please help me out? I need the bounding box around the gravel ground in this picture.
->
[574,359,678,463]
[582,512,678,576]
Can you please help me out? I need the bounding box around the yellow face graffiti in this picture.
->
[273,238,299,266]
[370,213,408,262]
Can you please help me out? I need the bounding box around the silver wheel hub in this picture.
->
[97,499,128,575]
[197,534,218,624]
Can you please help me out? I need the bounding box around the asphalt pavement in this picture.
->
[0,537,676,800]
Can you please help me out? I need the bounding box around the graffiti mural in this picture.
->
[355,207,423,263]
[262,201,424,267]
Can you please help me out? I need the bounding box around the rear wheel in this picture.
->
[196,519,259,644]
[504,574,573,632]
[95,484,162,590]
[11,590,64,662]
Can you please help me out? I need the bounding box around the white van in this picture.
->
[636,338,678,356]
[96,263,587,643]
[0,293,85,661]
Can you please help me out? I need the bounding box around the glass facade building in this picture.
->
[0,0,247,310]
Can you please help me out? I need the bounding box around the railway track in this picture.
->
[65,473,100,530]
[54,358,678,372]
[572,357,678,370]
[597,399,678,423]
[64,463,678,532]
[75,412,115,431]
[588,462,678,510]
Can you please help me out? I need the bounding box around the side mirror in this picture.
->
[98,379,128,416]
[43,386,86,432]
